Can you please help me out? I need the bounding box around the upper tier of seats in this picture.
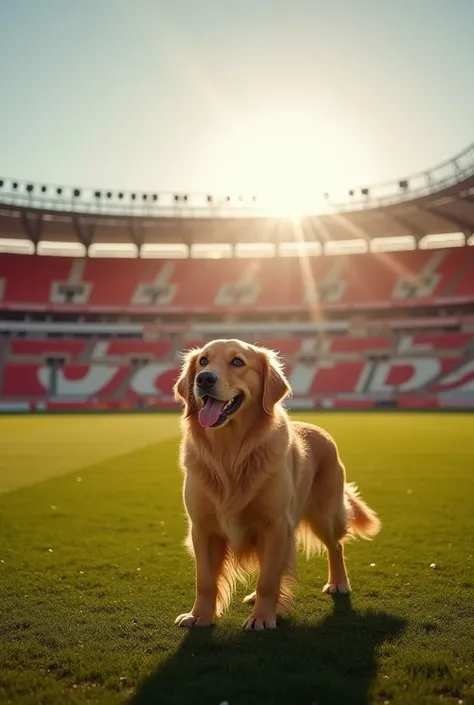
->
[1,246,474,312]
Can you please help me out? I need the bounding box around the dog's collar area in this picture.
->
[198,392,244,427]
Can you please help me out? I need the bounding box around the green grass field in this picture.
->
[1,412,473,705]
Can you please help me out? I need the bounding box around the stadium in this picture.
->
[1,138,474,705]
[1,143,474,411]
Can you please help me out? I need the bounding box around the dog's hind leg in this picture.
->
[305,510,351,594]
[322,540,351,595]
[303,459,352,595]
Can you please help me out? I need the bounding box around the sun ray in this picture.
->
[325,210,420,282]
[288,217,325,324]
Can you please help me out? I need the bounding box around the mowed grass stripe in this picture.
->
[0,413,473,705]
[0,414,180,493]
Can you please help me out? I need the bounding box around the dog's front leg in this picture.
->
[175,525,226,628]
[244,518,292,631]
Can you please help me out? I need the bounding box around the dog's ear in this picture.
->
[261,350,292,415]
[173,350,199,418]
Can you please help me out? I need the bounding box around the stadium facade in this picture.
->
[1,144,474,412]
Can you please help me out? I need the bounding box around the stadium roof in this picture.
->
[1,143,474,249]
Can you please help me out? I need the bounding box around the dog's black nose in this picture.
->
[195,371,217,391]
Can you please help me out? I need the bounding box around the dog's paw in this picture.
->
[243,590,256,605]
[175,613,214,628]
[243,614,277,631]
[322,582,351,595]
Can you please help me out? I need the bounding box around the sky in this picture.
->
[1,0,474,213]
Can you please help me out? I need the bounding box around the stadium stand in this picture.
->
[1,245,474,409]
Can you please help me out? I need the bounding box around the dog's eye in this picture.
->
[231,357,245,367]
[199,356,208,367]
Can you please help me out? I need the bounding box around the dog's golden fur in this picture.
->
[173,338,381,630]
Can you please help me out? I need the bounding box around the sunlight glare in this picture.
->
[218,110,361,216]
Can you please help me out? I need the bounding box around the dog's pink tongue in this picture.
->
[198,398,226,427]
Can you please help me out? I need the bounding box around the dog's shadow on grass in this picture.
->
[132,596,406,705]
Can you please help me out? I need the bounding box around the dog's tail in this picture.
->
[344,482,381,539]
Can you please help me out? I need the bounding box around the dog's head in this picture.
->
[173,339,291,429]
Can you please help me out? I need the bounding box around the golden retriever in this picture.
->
[173,338,381,630]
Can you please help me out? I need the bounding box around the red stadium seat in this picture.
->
[10,339,86,359]
[328,336,391,355]
[1,364,47,397]
[289,361,368,396]
[310,361,368,394]
[83,259,151,307]
[451,260,474,296]
[0,254,73,307]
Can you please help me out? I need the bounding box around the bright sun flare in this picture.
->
[219,110,361,216]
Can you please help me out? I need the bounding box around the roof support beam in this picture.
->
[301,217,325,244]
[72,218,95,253]
[386,212,426,241]
[20,211,43,250]
[420,204,473,236]
[127,221,144,256]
